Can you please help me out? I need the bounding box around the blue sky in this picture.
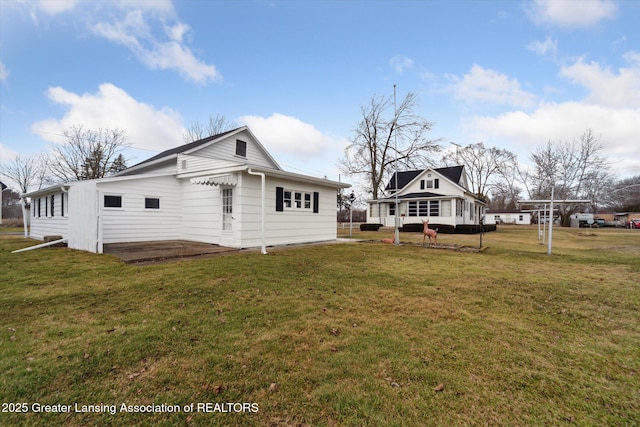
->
[1,0,639,192]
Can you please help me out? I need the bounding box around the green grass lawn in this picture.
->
[1,226,639,426]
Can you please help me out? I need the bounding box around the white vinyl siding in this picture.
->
[238,174,336,248]
[100,176,181,244]
[188,129,277,169]
[181,180,220,244]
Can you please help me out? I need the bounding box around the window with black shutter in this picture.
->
[276,187,284,211]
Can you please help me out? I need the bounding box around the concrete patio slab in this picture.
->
[103,240,238,264]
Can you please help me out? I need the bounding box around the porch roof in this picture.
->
[376,192,446,201]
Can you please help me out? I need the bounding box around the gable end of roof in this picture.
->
[385,165,465,191]
[127,127,240,170]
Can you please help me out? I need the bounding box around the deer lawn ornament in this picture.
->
[422,220,438,247]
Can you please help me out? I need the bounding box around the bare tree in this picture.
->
[338,92,440,200]
[489,180,522,210]
[49,126,130,181]
[442,142,517,201]
[183,114,236,143]
[529,129,613,226]
[0,154,47,193]
[604,175,640,211]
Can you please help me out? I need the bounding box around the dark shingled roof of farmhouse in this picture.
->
[129,128,240,169]
[385,166,464,190]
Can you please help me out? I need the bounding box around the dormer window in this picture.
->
[235,139,247,157]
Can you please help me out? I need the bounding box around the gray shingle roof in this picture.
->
[128,127,241,169]
[385,166,464,191]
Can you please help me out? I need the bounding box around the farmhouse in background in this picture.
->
[367,166,486,227]
[484,210,531,225]
[23,126,349,253]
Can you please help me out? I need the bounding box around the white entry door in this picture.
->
[222,188,233,231]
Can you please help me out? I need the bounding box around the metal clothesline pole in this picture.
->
[393,84,400,246]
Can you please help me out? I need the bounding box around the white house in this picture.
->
[23,126,349,253]
[367,166,486,227]
[484,210,531,225]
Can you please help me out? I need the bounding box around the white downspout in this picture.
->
[20,196,29,238]
[247,169,267,254]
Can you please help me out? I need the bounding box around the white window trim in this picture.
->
[283,188,313,211]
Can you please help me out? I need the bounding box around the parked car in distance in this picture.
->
[594,218,605,227]
[629,219,640,229]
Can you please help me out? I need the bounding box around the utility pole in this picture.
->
[393,84,400,246]
[547,185,554,255]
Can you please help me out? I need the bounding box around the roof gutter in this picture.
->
[248,166,350,189]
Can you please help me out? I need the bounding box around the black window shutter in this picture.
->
[276,187,284,212]
[420,180,425,190]
[434,179,439,189]
[313,192,319,213]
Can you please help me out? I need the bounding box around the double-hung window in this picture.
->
[276,187,319,213]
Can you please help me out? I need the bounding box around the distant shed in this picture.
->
[484,210,531,225]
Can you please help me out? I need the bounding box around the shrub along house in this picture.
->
[367,166,486,228]
[23,126,349,253]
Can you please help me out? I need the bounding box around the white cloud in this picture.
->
[527,36,557,57]
[560,57,640,108]
[623,50,640,66]
[21,0,218,84]
[31,83,184,151]
[462,54,640,178]
[390,55,414,74]
[466,102,640,178]
[447,65,537,108]
[0,143,19,163]
[35,0,79,15]
[527,0,617,28]
[92,10,220,84]
[239,113,348,178]
[0,60,9,81]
